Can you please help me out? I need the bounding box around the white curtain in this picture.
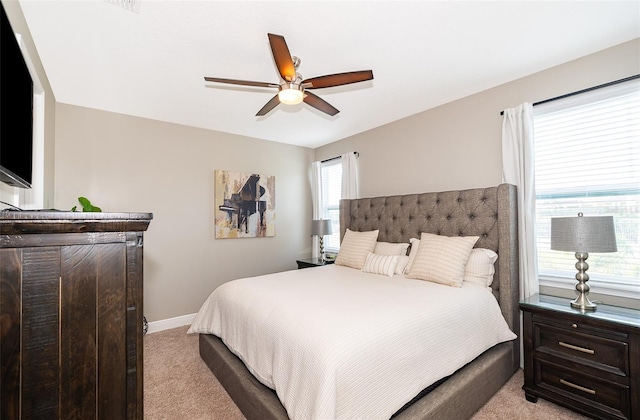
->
[341,152,359,199]
[502,103,538,370]
[310,161,322,258]
[501,103,539,300]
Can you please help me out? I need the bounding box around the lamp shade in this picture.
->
[311,219,332,237]
[551,213,617,253]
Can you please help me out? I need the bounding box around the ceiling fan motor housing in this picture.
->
[278,76,304,104]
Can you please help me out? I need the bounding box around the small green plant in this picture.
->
[71,197,102,212]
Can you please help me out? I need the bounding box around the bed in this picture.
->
[190,183,519,420]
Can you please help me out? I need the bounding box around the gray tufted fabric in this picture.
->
[340,188,500,248]
[340,183,519,345]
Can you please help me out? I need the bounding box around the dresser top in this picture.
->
[520,294,640,330]
[0,211,153,235]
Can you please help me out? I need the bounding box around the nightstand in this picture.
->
[520,294,639,420]
[296,258,335,269]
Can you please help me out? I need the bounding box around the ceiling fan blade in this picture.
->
[303,70,374,89]
[204,77,279,88]
[256,94,281,116]
[268,33,296,82]
[303,91,339,116]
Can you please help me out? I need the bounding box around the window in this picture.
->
[320,159,342,253]
[534,77,640,298]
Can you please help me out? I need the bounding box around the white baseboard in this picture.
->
[146,313,196,335]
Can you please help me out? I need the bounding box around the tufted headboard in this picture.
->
[339,184,519,338]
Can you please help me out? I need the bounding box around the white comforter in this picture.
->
[188,264,516,420]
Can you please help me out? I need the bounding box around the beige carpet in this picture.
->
[144,326,590,420]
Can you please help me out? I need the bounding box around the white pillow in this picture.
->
[395,255,410,275]
[405,232,479,287]
[335,229,380,269]
[464,248,498,287]
[362,253,399,277]
[374,241,410,256]
[404,237,420,273]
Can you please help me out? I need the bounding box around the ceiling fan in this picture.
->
[204,33,374,117]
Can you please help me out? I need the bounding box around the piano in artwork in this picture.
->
[219,174,267,234]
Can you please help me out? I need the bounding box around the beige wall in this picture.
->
[316,39,640,199]
[54,105,314,321]
[1,2,638,322]
[316,39,639,307]
[13,29,640,321]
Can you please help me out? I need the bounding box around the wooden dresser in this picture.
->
[0,211,152,419]
[520,294,639,420]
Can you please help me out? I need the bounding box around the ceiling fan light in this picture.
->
[278,87,304,105]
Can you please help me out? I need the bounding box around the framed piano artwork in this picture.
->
[214,170,275,238]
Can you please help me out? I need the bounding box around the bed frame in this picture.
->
[199,183,519,419]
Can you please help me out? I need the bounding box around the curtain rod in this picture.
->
[499,74,640,115]
[321,151,359,163]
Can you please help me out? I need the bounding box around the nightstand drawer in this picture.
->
[535,359,631,420]
[534,322,629,377]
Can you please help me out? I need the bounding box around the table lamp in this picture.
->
[311,219,332,262]
[550,212,617,311]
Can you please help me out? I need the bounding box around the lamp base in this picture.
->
[570,294,597,311]
[571,251,597,311]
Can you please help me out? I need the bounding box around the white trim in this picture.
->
[146,313,195,335]
[539,273,640,300]
[539,285,640,310]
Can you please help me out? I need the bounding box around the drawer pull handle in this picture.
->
[558,341,594,355]
[560,379,596,395]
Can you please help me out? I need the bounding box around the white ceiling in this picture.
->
[17,1,640,148]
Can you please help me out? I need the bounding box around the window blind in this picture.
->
[534,77,640,295]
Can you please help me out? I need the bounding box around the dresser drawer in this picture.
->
[535,358,631,420]
[533,321,629,377]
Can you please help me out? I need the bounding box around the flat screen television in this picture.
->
[0,2,34,189]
